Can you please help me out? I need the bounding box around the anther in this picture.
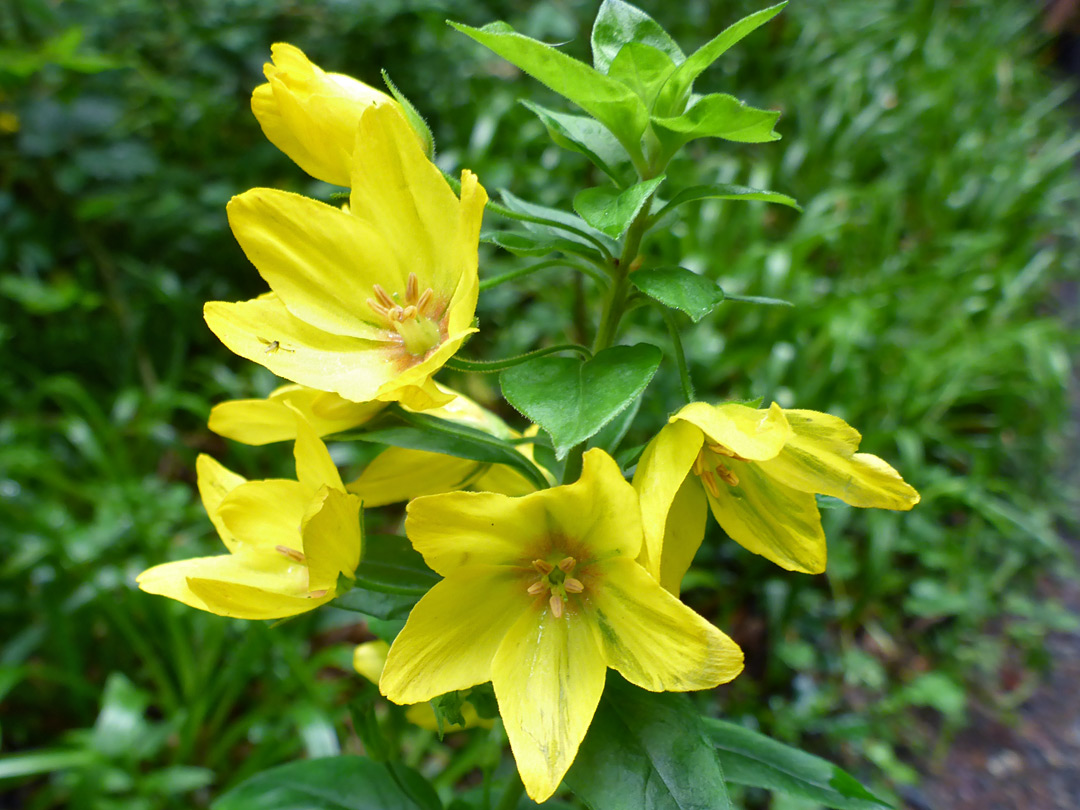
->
[532,559,554,575]
[715,464,740,487]
[389,305,405,322]
[405,272,419,303]
[527,581,546,596]
[367,298,390,319]
[415,288,434,313]
[372,284,395,308]
[693,451,706,475]
[700,470,721,498]
[400,305,417,320]
[708,442,735,457]
[275,545,305,563]
[549,593,564,618]
[564,577,584,594]
[558,556,576,572]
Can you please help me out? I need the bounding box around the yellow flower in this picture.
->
[634,402,920,586]
[353,640,491,732]
[251,43,403,187]
[207,383,544,500]
[137,410,363,619]
[379,449,743,802]
[204,102,487,410]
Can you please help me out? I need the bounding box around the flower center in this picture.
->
[366,272,441,356]
[693,442,746,497]
[526,556,584,619]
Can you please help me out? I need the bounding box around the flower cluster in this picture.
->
[139,43,920,804]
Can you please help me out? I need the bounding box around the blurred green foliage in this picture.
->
[1,0,1078,807]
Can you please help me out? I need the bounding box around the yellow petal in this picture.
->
[758,410,920,510]
[403,449,638,577]
[187,576,333,620]
[380,565,524,705]
[588,557,743,691]
[349,104,462,299]
[472,464,538,497]
[226,188,401,339]
[631,419,702,580]
[255,43,396,186]
[203,295,397,403]
[380,378,456,411]
[705,459,827,573]
[423,387,515,438]
[348,448,486,507]
[492,603,607,803]
[216,479,310,554]
[209,385,383,445]
[301,486,363,591]
[353,640,390,683]
[656,474,708,595]
[445,169,486,338]
[196,454,247,551]
[673,401,791,461]
[288,405,344,492]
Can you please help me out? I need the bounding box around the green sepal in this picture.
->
[706,718,892,810]
[449,19,649,155]
[655,2,788,116]
[500,344,662,459]
[630,266,725,323]
[520,99,629,183]
[381,70,436,160]
[652,93,781,160]
[590,0,684,73]
[573,176,665,239]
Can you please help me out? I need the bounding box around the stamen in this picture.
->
[532,559,554,575]
[405,272,419,304]
[372,284,395,308]
[275,545,305,563]
[549,593,564,618]
[367,298,390,319]
[564,577,584,594]
[700,470,721,498]
[708,442,735,457]
[558,556,576,572]
[415,288,434,313]
[527,581,546,595]
[693,451,706,475]
[400,304,417,320]
[715,464,740,487]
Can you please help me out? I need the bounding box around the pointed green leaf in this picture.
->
[725,293,794,307]
[630,267,725,322]
[656,183,801,222]
[652,93,781,158]
[450,20,648,149]
[706,718,891,810]
[573,176,665,239]
[500,344,662,458]
[353,534,439,597]
[481,230,602,261]
[591,0,684,73]
[566,676,733,810]
[608,43,676,108]
[521,100,629,181]
[212,757,442,810]
[499,189,613,251]
[656,2,789,115]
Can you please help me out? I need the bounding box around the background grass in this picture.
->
[1,0,1078,807]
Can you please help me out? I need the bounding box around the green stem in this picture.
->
[592,208,653,353]
[660,307,695,404]
[494,772,525,810]
[480,258,607,292]
[445,343,593,373]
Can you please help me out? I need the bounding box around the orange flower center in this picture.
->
[526,556,584,619]
[366,272,441,356]
[693,442,747,497]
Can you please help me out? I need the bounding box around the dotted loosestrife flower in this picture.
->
[204,103,487,411]
[137,411,362,619]
[379,449,744,802]
[634,402,920,585]
[251,43,405,186]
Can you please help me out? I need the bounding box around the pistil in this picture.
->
[365,272,442,356]
[528,556,584,618]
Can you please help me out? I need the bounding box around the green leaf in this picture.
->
[91,672,150,757]
[212,756,441,810]
[705,718,892,810]
[340,407,549,492]
[608,43,677,109]
[630,266,725,322]
[587,391,642,456]
[573,176,665,239]
[381,71,435,159]
[450,20,648,151]
[655,3,789,115]
[353,534,438,597]
[655,183,801,222]
[498,189,612,250]
[724,293,794,307]
[481,229,601,260]
[0,749,97,781]
[520,100,628,181]
[501,344,662,459]
[566,676,732,810]
[652,94,781,158]
[591,0,684,73]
